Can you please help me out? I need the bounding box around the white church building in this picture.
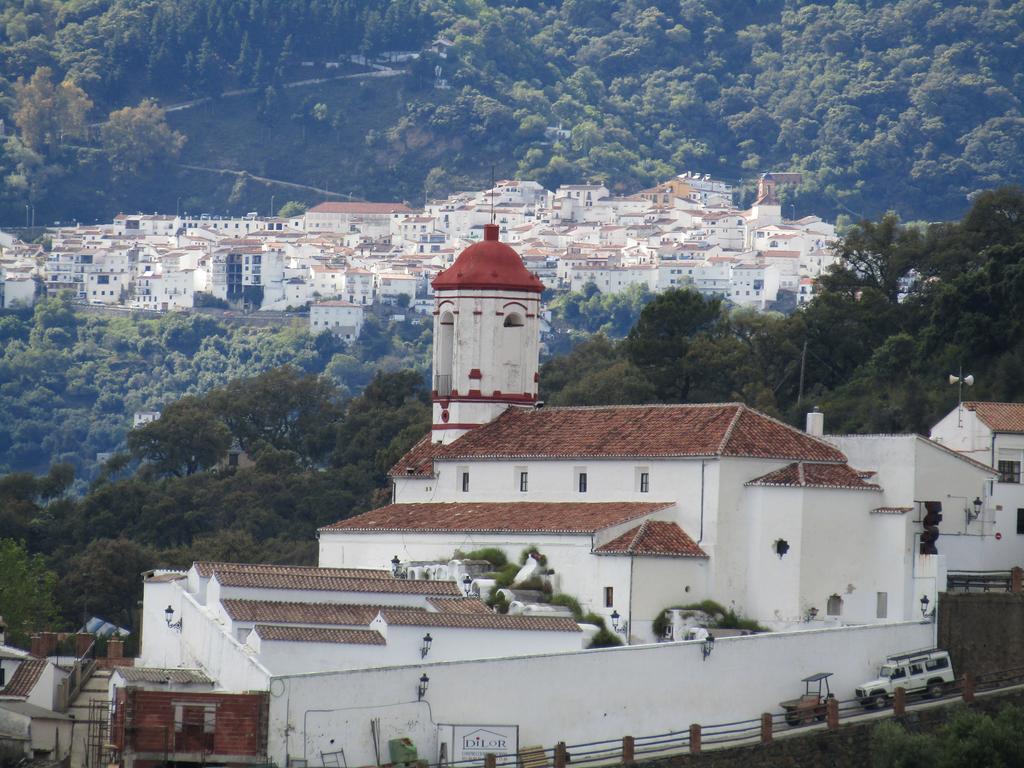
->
[318,223,1002,638]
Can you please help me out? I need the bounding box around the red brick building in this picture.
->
[110,671,268,768]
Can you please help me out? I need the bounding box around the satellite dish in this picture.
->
[964,375,975,386]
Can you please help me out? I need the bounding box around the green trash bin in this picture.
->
[388,737,418,765]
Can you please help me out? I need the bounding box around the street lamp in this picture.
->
[967,497,983,523]
[420,633,432,658]
[920,595,931,618]
[417,673,429,701]
[164,605,183,631]
[461,574,473,596]
[391,555,401,577]
[702,633,715,661]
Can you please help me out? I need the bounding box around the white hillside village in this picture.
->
[66,222,1023,768]
[1,172,836,318]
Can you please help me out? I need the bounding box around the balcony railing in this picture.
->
[434,374,452,396]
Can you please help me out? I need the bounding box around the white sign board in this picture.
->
[438,724,519,767]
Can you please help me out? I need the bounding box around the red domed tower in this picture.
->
[430,223,543,444]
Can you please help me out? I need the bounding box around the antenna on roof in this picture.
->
[490,164,496,224]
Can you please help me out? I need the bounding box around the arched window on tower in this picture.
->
[502,311,526,391]
[436,311,454,395]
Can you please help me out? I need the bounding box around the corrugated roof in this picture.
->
[593,521,707,557]
[321,501,673,535]
[254,625,385,645]
[745,462,881,490]
[964,402,1024,433]
[116,667,214,685]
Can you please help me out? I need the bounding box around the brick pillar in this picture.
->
[621,736,634,765]
[554,742,567,768]
[760,713,773,745]
[893,687,906,716]
[74,633,93,657]
[484,754,495,768]
[107,638,124,659]
[689,724,701,755]
[1011,566,1023,593]
[963,673,975,703]
[826,698,839,731]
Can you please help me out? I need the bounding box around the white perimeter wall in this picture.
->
[268,620,933,768]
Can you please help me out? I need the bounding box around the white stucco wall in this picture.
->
[826,434,1008,572]
[178,591,272,692]
[267,620,933,768]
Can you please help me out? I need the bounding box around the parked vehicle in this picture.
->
[780,672,834,726]
[855,648,955,708]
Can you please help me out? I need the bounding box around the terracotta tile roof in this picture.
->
[254,625,385,645]
[116,667,214,685]
[378,609,580,632]
[0,659,47,698]
[392,404,845,467]
[964,402,1024,433]
[593,521,707,557]
[388,434,441,477]
[427,598,494,614]
[308,202,413,215]
[872,506,913,515]
[213,571,461,596]
[320,501,674,535]
[194,562,390,579]
[745,462,881,490]
[221,599,425,625]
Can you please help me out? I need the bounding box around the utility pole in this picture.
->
[797,338,807,407]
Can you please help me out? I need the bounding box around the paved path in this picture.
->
[178,164,355,198]
[163,66,401,113]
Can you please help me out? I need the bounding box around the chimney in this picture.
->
[806,407,824,437]
[0,615,6,646]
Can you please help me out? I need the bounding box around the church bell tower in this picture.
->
[430,223,543,444]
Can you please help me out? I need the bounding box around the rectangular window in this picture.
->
[519,471,528,492]
[461,471,470,492]
[999,461,1021,484]
[1017,508,1024,535]
[604,587,614,608]
[876,592,888,619]
[639,471,650,493]
[578,472,588,493]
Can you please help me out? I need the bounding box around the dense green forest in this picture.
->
[0,0,1021,224]
[3,187,1024,643]
[0,301,432,478]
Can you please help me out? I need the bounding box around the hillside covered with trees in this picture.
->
[0,0,1021,224]
[0,301,432,479]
